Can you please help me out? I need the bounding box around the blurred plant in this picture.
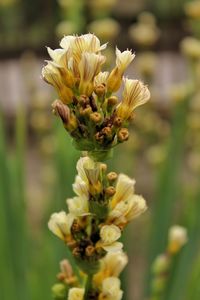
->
[42,33,150,300]
[129,12,160,49]
[150,225,188,300]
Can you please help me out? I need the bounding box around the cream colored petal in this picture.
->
[123,78,150,109]
[67,196,89,216]
[111,174,135,208]
[101,277,123,300]
[47,47,66,65]
[73,175,89,198]
[60,35,76,50]
[101,251,128,277]
[100,224,121,244]
[79,52,106,82]
[94,71,109,86]
[48,211,74,240]
[68,287,84,300]
[116,48,135,72]
[102,242,123,252]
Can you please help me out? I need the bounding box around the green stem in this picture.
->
[84,273,93,300]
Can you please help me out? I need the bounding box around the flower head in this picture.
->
[98,224,123,252]
[168,225,188,254]
[48,211,74,241]
[68,287,84,300]
[116,78,150,120]
[99,277,123,300]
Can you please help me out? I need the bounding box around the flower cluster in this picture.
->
[42,34,150,159]
[44,33,150,300]
[49,156,146,299]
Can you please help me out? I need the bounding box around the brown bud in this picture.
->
[107,172,118,182]
[94,84,106,96]
[79,105,92,116]
[78,95,90,106]
[101,126,112,138]
[118,128,129,142]
[52,100,69,123]
[105,186,116,196]
[90,112,102,123]
[67,240,77,249]
[71,220,81,233]
[113,116,123,127]
[85,245,95,257]
[72,247,81,258]
[95,132,104,143]
[107,96,118,107]
[57,272,66,281]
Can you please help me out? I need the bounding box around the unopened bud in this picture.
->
[90,112,102,123]
[113,116,123,127]
[95,132,104,143]
[78,95,90,106]
[107,172,118,182]
[168,225,188,254]
[105,186,116,196]
[80,105,93,116]
[107,96,118,107]
[152,254,170,275]
[52,100,69,123]
[100,163,107,172]
[72,247,81,258]
[52,283,66,299]
[71,220,81,233]
[117,128,129,142]
[101,126,112,138]
[85,245,95,257]
[94,84,106,96]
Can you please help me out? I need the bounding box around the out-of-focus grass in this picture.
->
[145,96,190,297]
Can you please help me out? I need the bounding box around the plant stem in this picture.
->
[84,273,93,300]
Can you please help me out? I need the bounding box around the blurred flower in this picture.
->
[52,283,67,298]
[88,0,117,14]
[136,52,157,78]
[185,1,200,19]
[129,12,160,48]
[99,277,123,300]
[94,251,128,286]
[88,18,120,41]
[181,37,200,60]
[68,287,84,300]
[56,21,80,38]
[48,211,74,241]
[168,225,188,254]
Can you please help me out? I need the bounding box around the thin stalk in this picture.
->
[84,273,93,300]
[145,96,190,296]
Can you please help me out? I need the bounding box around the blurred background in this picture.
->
[1,0,200,300]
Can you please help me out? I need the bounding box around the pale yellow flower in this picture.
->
[94,251,128,286]
[99,277,123,300]
[107,48,135,93]
[67,196,89,217]
[116,78,150,120]
[48,211,74,241]
[110,173,135,209]
[79,52,106,95]
[68,287,84,300]
[42,62,74,104]
[181,37,200,60]
[98,225,122,252]
[109,195,147,227]
[94,71,109,86]
[168,225,188,254]
[76,157,101,195]
[72,175,89,198]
